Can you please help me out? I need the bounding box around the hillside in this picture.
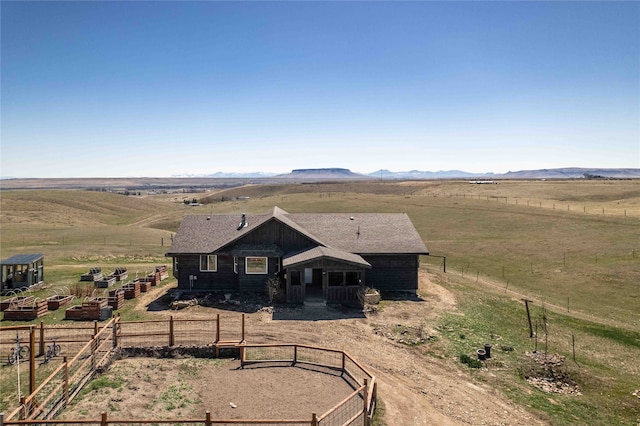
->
[1,181,639,425]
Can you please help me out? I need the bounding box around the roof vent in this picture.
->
[237,213,247,230]
[350,216,354,220]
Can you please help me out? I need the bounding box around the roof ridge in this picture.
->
[271,206,289,218]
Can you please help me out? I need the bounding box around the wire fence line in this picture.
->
[2,317,376,426]
[419,191,639,218]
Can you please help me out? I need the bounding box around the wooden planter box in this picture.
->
[139,281,152,292]
[123,281,141,299]
[46,295,74,310]
[155,265,169,280]
[108,290,124,310]
[64,298,110,320]
[1,296,34,311]
[4,299,48,320]
[80,267,102,282]
[363,290,381,305]
[140,273,160,286]
[113,267,128,281]
[95,275,116,288]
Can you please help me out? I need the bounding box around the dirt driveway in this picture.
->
[80,271,548,425]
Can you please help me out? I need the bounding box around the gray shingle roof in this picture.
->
[283,246,372,269]
[166,207,428,256]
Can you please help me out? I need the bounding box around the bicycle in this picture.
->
[43,338,61,363]
[7,335,29,365]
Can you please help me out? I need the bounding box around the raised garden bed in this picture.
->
[113,267,128,281]
[140,274,159,286]
[155,265,169,280]
[80,267,102,282]
[3,299,48,320]
[46,294,74,310]
[65,298,110,320]
[139,281,152,292]
[95,275,116,288]
[122,281,141,299]
[108,290,124,310]
[0,295,34,311]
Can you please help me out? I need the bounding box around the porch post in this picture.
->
[322,269,328,299]
[285,268,291,303]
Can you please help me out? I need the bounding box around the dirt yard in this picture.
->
[60,357,356,421]
[62,271,549,425]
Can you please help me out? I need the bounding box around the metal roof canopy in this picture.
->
[0,254,44,265]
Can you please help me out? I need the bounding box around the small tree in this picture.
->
[265,277,283,303]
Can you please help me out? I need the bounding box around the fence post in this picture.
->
[64,356,69,407]
[29,326,35,395]
[19,396,26,420]
[363,378,369,426]
[241,314,245,342]
[112,317,118,349]
[1,411,5,426]
[169,316,175,346]
[311,413,318,426]
[216,314,221,343]
[93,321,98,337]
[39,321,45,357]
[205,411,211,426]
[342,352,346,373]
[293,345,298,365]
[91,337,97,372]
[101,411,107,426]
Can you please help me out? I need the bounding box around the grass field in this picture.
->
[1,179,639,424]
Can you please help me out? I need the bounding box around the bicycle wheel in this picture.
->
[43,350,51,363]
[7,348,17,365]
[53,344,61,357]
[19,345,29,359]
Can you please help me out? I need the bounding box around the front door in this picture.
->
[304,268,324,300]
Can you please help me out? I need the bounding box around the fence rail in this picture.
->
[1,318,375,426]
[239,343,376,426]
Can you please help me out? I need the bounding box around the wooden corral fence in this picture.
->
[4,317,117,421]
[1,317,376,426]
[0,414,313,425]
[239,343,376,426]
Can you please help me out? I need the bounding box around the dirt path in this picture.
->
[138,272,548,425]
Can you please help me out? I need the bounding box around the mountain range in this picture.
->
[187,167,640,180]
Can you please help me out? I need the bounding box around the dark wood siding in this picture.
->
[228,220,317,253]
[361,255,419,293]
[237,257,279,292]
[326,286,360,303]
[175,254,237,291]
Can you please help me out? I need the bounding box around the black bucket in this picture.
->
[477,349,486,361]
[484,343,492,358]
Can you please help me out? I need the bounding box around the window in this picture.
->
[245,257,267,274]
[328,272,344,286]
[199,255,217,272]
[233,256,238,274]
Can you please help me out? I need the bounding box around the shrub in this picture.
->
[459,353,482,369]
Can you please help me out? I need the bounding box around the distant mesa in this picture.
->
[277,168,369,179]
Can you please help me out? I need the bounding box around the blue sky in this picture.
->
[2,1,638,178]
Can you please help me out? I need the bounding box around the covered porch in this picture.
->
[283,247,371,304]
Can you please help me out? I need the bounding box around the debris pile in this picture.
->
[522,351,581,395]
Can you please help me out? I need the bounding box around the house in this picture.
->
[1,253,45,293]
[165,207,428,304]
